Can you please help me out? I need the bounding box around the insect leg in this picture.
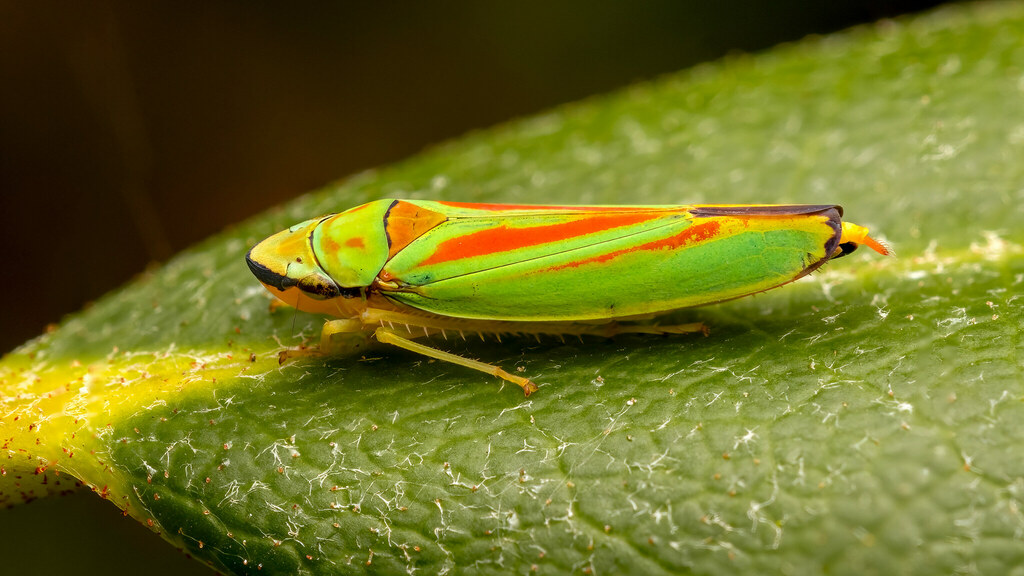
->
[361,306,707,339]
[320,319,367,352]
[505,320,708,339]
[278,318,368,363]
[373,327,539,396]
[602,322,710,337]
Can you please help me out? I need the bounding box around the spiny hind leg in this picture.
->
[373,327,538,396]
[595,321,709,338]
[502,319,709,339]
[359,307,707,339]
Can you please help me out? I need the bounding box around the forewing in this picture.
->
[381,202,692,286]
[381,203,842,321]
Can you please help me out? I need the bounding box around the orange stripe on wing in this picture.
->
[543,220,722,272]
[385,201,448,259]
[419,212,664,266]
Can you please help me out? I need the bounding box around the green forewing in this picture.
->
[382,205,841,321]
[383,205,687,283]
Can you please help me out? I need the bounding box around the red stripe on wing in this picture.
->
[419,212,664,266]
[385,201,448,259]
[543,221,722,272]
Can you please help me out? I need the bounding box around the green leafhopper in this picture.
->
[246,200,890,394]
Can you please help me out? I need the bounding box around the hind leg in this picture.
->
[373,327,538,396]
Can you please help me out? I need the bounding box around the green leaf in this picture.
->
[4,3,1024,574]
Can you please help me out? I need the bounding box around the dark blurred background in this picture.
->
[1,0,947,572]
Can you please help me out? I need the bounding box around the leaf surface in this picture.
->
[3,3,1024,574]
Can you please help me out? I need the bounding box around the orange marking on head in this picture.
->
[345,237,366,249]
[544,221,722,272]
[322,237,341,254]
[419,213,663,266]
[346,202,374,213]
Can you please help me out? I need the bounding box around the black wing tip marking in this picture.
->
[690,204,843,218]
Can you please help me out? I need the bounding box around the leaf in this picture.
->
[3,3,1024,574]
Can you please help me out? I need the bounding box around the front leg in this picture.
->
[278,318,371,363]
[319,318,368,352]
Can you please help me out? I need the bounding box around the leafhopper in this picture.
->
[246,200,889,394]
